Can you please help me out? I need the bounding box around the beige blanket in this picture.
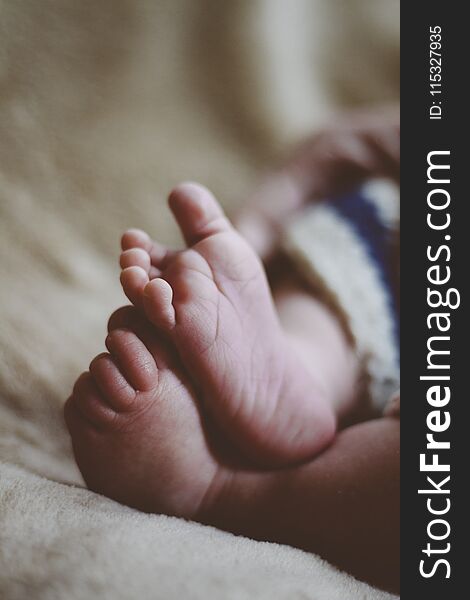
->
[0,1,399,598]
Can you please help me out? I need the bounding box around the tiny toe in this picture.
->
[105,329,158,392]
[168,182,231,246]
[108,305,140,333]
[121,229,152,252]
[64,395,83,432]
[71,372,117,427]
[108,311,177,371]
[120,248,151,273]
[89,352,136,410]
[121,228,171,270]
[143,278,176,330]
[120,266,149,308]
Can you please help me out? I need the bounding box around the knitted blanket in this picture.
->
[0,1,399,598]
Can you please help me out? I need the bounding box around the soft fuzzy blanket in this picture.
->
[0,1,399,598]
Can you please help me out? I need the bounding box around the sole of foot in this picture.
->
[119,183,336,467]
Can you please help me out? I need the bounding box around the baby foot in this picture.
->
[120,183,335,466]
[64,306,225,517]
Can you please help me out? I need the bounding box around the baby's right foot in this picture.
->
[119,183,336,466]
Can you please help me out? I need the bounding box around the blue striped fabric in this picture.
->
[329,189,400,358]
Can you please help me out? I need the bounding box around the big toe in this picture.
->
[168,182,231,246]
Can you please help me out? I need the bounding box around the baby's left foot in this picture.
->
[119,183,335,466]
[64,306,224,517]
